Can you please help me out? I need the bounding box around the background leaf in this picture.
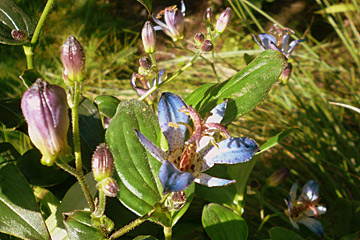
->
[186,50,287,124]
[269,227,305,240]
[0,161,50,239]
[259,128,298,153]
[94,95,121,119]
[136,0,153,14]
[202,203,247,240]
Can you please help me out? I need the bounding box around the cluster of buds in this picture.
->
[130,70,164,103]
[61,35,86,85]
[92,143,119,198]
[21,79,70,166]
[194,33,213,53]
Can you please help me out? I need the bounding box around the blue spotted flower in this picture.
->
[253,26,306,59]
[285,180,327,237]
[135,92,259,194]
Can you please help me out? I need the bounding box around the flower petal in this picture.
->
[301,180,319,202]
[194,173,235,187]
[158,92,189,155]
[159,160,195,194]
[298,217,324,237]
[316,206,327,215]
[285,39,306,58]
[289,181,298,202]
[152,15,169,31]
[134,129,167,163]
[252,34,266,50]
[258,33,277,48]
[201,137,259,172]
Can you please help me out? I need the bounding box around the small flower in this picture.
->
[130,70,164,102]
[142,21,156,54]
[252,25,306,59]
[215,7,232,34]
[21,79,70,166]
[135,92,259,194]
[152,1,185,42]
[200,39,214,52]
[285,180,327,237]
[92,143,114,182]
[61,35,86,83]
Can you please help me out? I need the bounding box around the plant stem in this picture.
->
[109,212,152,239]
[71,81,82,172]
[23,0,55,69]
[164,226,172,240]
[93,190,106,217]
[138,50,201,101]
[55,161,95,212]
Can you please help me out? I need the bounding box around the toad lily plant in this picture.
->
[135,92,259,194]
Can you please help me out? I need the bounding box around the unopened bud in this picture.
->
[62,69,73,87]
[139,57,152,71]
[204,8,212,25]
[21,79,70,166]
[92,143,114,182]
[11,29,27,41]
[279,63,292,85]
[267,167,290,187]
[194,33,205,48]
[215,7,232,34]
[201,39,214,52]
[61,35,86,83]
[98,177,119,198]
[142,21,156,53]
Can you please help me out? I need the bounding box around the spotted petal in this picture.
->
[300,180,319,202]
[158,92,189,155]
[201,137,259,172]
[298,217,324,237]
[159,160,195,194]
[194,173,235,187]
[134,129,168,163]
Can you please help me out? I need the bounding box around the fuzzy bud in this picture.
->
[21,79,70,166]
[98,177,119,198]
[142,21,156,53]
[92,143,114,182]
[215,7,232,34]
[267,167,290,187]
[201,39,214,52]
[194,33,205,48]
[61,35,86,83]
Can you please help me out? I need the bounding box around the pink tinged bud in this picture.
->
[204,8,212,25]
[21,79,70,166]
[62,69,73,87]
[139,57,152,71]
[98,177,119,198]
[194,32,205,48]
[201,39,214,52]
[11,30,27,41]
[216,7,232,34]
[92,143,114,182]
[267,167,290,187]
[61,35,86,83]
[142,21,156,53]
[279,63,292,85]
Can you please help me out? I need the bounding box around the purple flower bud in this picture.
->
[194,33,205,48]
[215,7,232,34]
[21,79,70,166]
[98,177,119,198]
[11,30,27,41]
[279,63,292,85]
[139,57,152,71]
[142,21,156,53]
[61,35,86,83]
[267,167,290,187]
[204,8,212,25]
[92,143,114,182]
[201,39,214,52]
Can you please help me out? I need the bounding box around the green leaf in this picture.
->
[20,69,43,88]
[63,210,107,240]
[106,99,193,226]
[269,227,304,240]
[202,203,247,240]
[0,161,51,239]
[16,149,69,187]
[136,0,152,14]
[0,98,23,129]
[186,50,287,124]
[259,128,298,153]
[94,95,121,118]
[314,3,355,14]
[0,142,21,162]
[0,0,35,45]
[133,236,158,240]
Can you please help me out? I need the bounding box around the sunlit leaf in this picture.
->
[94,95,121,118]
[259,128,298,153]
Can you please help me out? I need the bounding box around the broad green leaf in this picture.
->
[17,149,69,187]
[0,142,21,161]
[0,98,23,129]
[186,50,287,124]
[202,203,247,240]
[20,69,43,88]
[269,227,304,240]
[137,0,153,14]
[94,95,121,119]
[63,210,106,240]
[0,161,50,239]
[0,0,35,45]
[106,99,193,227]
[259,128,298,153]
